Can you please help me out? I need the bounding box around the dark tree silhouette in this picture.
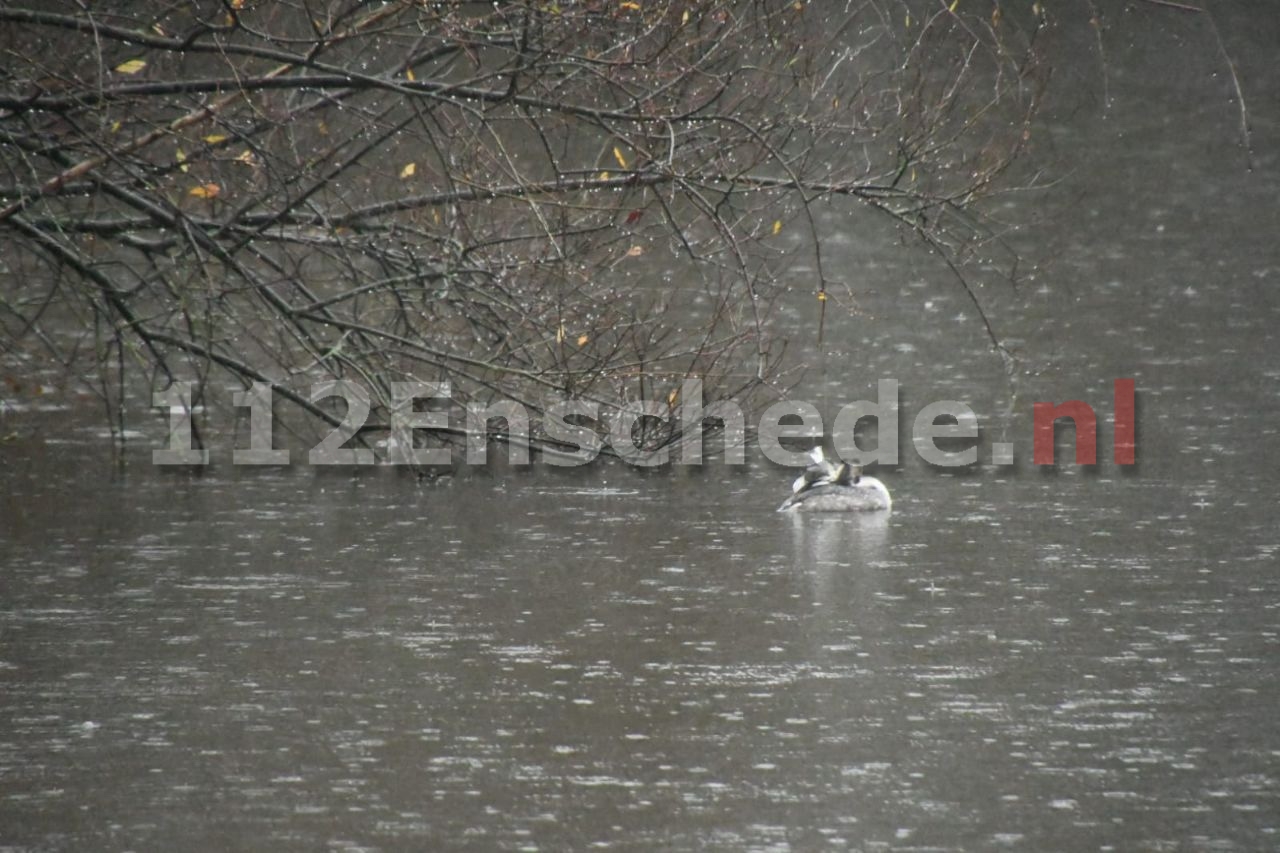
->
[0,0,1046,461]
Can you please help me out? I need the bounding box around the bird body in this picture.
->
[791,446,839,493]
[778,448,891,513]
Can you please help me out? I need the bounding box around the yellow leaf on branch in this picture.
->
[189,183,221,199]
[115,59,146,75]
[400,162,416,178]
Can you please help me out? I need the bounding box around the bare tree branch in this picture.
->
[0,0,1054,461]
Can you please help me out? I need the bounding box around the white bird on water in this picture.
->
[777,447,892,513]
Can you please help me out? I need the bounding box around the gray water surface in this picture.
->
[2,436,1277,850]
[4,9,1280,851]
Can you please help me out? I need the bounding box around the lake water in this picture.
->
[3,9,1279,851]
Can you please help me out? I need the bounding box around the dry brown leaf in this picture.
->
[189,183,220,199]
